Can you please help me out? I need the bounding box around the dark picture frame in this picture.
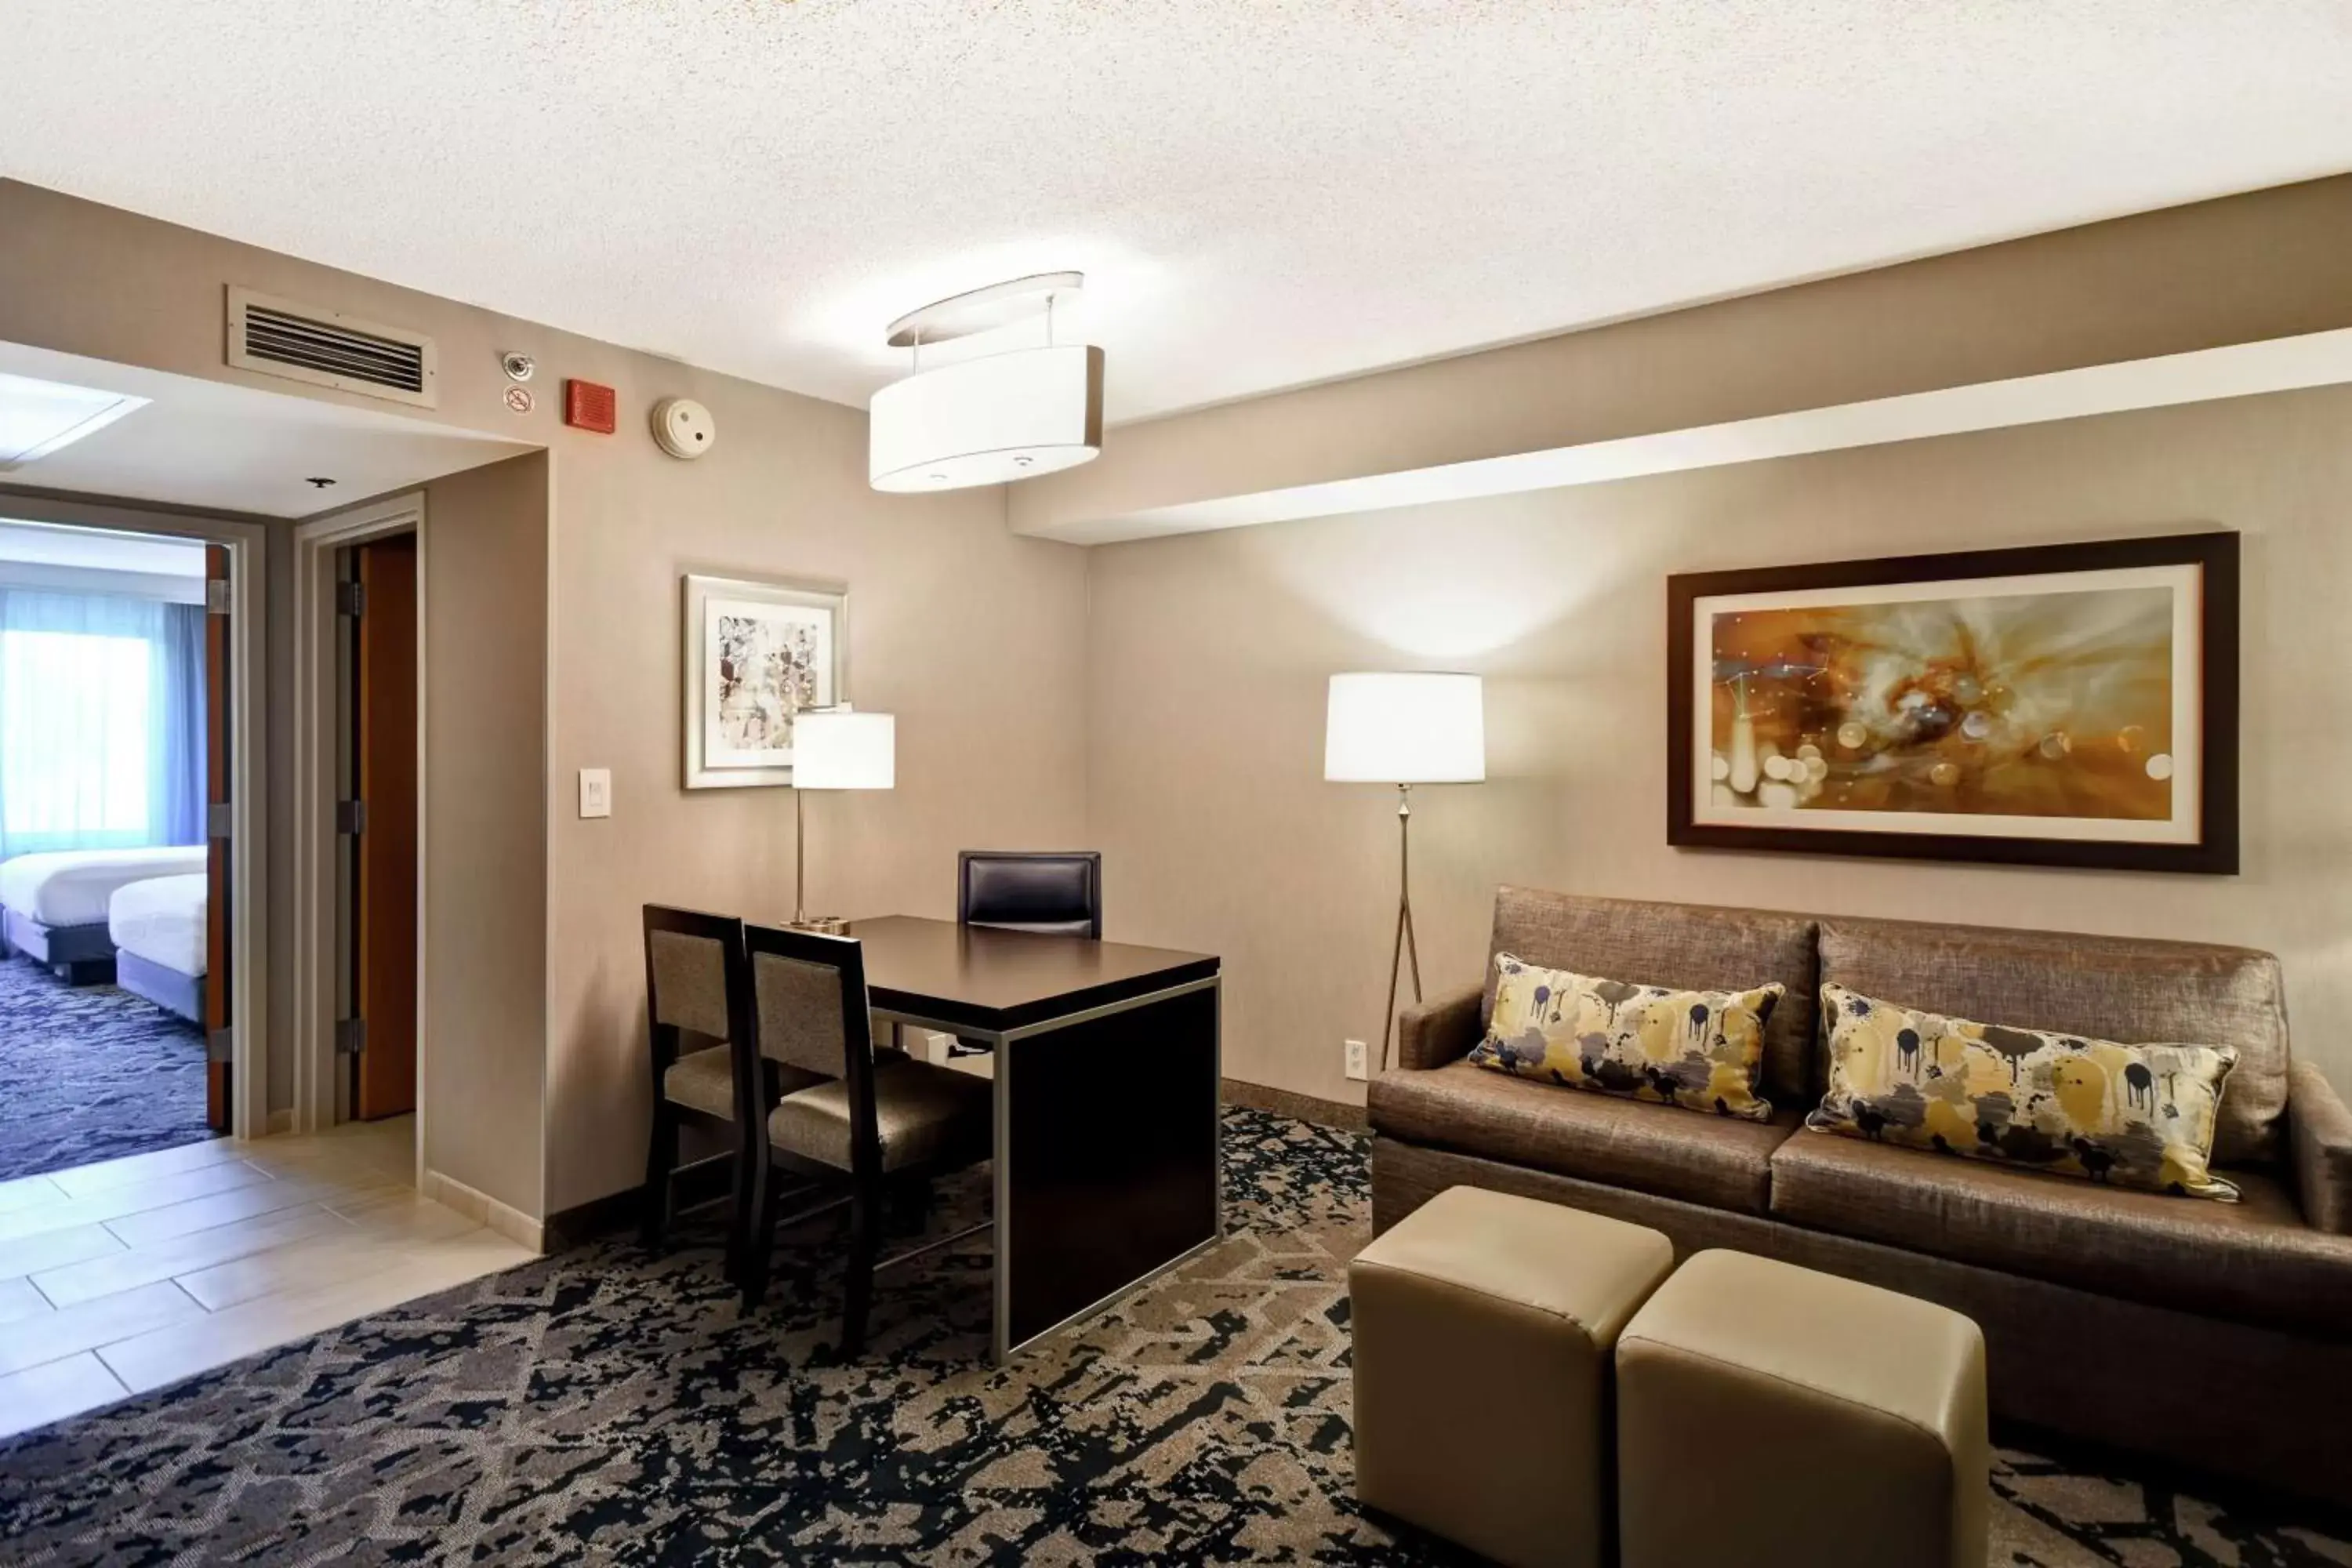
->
[1666,532,2239,874]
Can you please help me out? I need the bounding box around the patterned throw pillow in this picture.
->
[1809,984,2239,1201]
[1467,956,1783,1122]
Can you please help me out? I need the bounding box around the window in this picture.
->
[0,587,205,858]
[1,628,154,842]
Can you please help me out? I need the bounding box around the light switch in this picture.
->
[579,768,612,818]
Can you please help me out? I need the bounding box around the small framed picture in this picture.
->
[681,572,848,789]
[1666,532,2238,873]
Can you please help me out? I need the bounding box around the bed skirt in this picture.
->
[116,949,205,1023]
[3,908,117,980]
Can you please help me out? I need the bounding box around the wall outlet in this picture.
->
[1344,1038,1370,1082]
[578,768,612,818]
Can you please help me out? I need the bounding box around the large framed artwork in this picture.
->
[1667,532,2238,873]
[681,572,849,789]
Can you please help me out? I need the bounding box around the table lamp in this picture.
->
[1324,672,1485,1071]
[791,707,895,932]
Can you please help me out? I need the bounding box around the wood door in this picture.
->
[204,545,232,1134]
[353,534,419,1120]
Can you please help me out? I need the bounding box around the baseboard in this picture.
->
[265,1108,295,1135]
[421,1167,545,1254]
[545,1157,734,1252]
[1220,1077,1367,1131]
[543,1185,643,1252]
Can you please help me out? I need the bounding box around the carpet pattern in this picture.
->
[0,953,211,1184]
[1,1109,2347,1565]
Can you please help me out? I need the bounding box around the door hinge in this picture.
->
[336,1017,368,1056]
[207,802,233,840]
[336,798,367,835]
[207,1027,235,1063]
[336,580,365,617]
[205,579,231,616]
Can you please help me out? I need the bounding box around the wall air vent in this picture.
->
[226,286,437,408]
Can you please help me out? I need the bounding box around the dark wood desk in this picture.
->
[842,916,1222,1360]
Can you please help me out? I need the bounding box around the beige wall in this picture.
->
[0,181,1093,1219]
[539,374,1089,1213]
[1016,176,2352,537]
[1083,385,2352,1106]
[419,453,551,1214]
[9,176,2346,1214]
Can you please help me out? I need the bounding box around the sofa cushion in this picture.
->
[1469,955,1782,1122]
[1810,983,2240,1202]
[1769,1130,2352,1338]
[1486,887,1818,1108]
[1370,1058,1801,1214]
[1819,916,2288,1167]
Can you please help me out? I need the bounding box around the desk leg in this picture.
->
[994,978,1221,1359]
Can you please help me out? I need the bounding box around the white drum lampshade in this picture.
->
[869,344,1104,493]
[793,710,895,790]
[1324,673,1486,785]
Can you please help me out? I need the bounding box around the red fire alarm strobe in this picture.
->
[565,379,619,434]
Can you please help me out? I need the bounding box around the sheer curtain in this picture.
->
[0,587,207,858]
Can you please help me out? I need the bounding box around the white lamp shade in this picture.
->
[869,344,1104,492]
[1323,673,1485,784]
[793,710,895,789]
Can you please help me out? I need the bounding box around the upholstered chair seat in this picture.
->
[662,1046,737,1122]
[770,1058,991,1174]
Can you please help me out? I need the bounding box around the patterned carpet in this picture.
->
[1,1109,2347,1565]
[0,952,211,1184]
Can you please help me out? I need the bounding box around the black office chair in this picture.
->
[735,924,993,1352]
[949,851,1104,1058]
[957,850,1102,938]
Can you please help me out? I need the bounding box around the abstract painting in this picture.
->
[1668,534,2237,872]
[681,572,848,789]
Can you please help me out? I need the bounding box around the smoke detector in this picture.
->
[651,397,717,459]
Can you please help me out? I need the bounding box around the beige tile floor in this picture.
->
[0,1118,535,1439]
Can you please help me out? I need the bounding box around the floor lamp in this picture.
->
[1324,673,1486,1073]
[789,708,895,933]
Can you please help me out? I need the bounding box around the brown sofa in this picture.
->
[1369,886,2352,1505]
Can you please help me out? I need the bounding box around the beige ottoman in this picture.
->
[1350,1185,1675,1568]
[1616,1250,1989,1568]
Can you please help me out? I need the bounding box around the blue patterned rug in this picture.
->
[0,1108,2344,1565]
[0,953,211,1184]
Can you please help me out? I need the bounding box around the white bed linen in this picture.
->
[108,873,209,976]
[0,847,207,929]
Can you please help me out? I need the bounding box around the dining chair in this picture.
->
[956,850,1103,938]
[641,904,799,1272]
[736,922,994,1353]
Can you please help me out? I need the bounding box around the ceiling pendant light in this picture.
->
[868,272,1104,493]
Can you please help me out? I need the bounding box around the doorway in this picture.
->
[291,492,424,1146]
[0,498,267,1181]
[337,532,419,1121]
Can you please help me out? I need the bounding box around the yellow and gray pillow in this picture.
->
[1468,956,1782,1122]
[1809,983,2239,1201]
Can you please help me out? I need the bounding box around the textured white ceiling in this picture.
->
[4,2,2349,424]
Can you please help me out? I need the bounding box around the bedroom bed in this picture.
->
[109,873,209,1024]
[0,847,207,983]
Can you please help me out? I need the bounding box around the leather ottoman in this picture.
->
[1349,1183,1675,1568]
[1615,1249,1988,1568]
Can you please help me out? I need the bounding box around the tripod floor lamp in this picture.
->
[1323,673,1486,1073]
